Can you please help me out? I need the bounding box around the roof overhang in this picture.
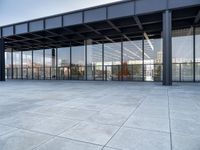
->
[0,0,200,51]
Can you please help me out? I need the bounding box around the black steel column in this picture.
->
[11,49,13,79]
[21,51,23,80]
[163,10,172,85]
[70,43,72,80]
[43,49,45,80]
[0,38,5,81]
[121,38,123,81]
[193,27,196,82]
[142,35,145,81]
[56,48,58,80]
[32,50,34,80]
[102,42,104,81]
[85,40,87,80]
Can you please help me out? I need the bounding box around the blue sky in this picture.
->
[0,0,121,26]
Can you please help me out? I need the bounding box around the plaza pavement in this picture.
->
[0,80,200,150]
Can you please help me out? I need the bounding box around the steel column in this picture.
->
[193,27,196,82]
[11,49,13,79]
[142,35,145,81]
[70,43,72,80]
[85,40,87,80]
[121,39,123,81]
[0,38,5,81]
[32,50,34,80]
[163,10,172,85]
[21,51,23,80]
[43,49,45,80]
[102,42,104,81]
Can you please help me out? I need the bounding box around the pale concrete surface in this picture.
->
[0,80,199,150]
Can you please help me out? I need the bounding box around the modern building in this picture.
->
[0,0,200,85]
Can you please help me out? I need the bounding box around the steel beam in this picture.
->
[0,38,5,81]
[163,10,172,85]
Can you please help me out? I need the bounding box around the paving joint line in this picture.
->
[31,121,81,150]
[101,91,151,150]
[167,88,173,150]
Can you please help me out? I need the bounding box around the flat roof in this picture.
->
[1,0,200,50]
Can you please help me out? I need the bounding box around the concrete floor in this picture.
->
[0,81,200,150]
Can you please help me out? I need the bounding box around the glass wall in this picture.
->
[33,50,44,80]
[22,50,32,79]
[195,27,200,81]
[104,42,121,81]
[144,35,163,81]
[13,51,21,79]
[71,45,85,80]
[123,40,143,81]
[172,28,193,81]
[87,43,103,80]
[5,27,200,83]
[45,49,56,80]
[5,51,12,79]
[57,47,70,80]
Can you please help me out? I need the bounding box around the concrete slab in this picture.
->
[0,129,52,150]
[107,127,171,150]
[59,121,119,145]
[35,137,102,150]
[0,81,200,149]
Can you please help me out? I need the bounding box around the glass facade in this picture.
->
[87,43,103,80]
[57,47,70,80]
[22,50,32,79]
[13,51,21,79]
[195,27,200,81]
[144,35,163,81]
[172,28,193,81]
[71,45,85,80]
[33,50,44,80]
[45,49,56,80]
[5,51,12,79]
[104,42,121,81]
[123,40,143,81]
[4,28,200,82]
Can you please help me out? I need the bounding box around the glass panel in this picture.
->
[57,47,70,80]
[181,63,193,81]
[71,45,85,80]
[172,28,193,81]
[195,27,200,81]
[22,51,32,79]
[45,49,56,80]
[33,50,44,80]
[104,42,121,81]
[123,40,143,81]
[5,51,12,79]
[87,43,103,80]
[144,35,162,81]
[13,51,21,79]
[172,64,180,81]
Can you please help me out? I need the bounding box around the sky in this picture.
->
[0,0,121,26]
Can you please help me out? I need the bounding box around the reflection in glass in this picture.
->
[13,51,21,79]
[172,28,193,81]
[195,27,200,81]
[45,49,56,80]
[87,43,103,80]
[123,40,143,81]
[57,47,70,80]
[33,50,44,79]
[71,45,85,80]
[144,36,162,81]
[104,42,121,81]
[5,51,12,79]
[22,51,32,79]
